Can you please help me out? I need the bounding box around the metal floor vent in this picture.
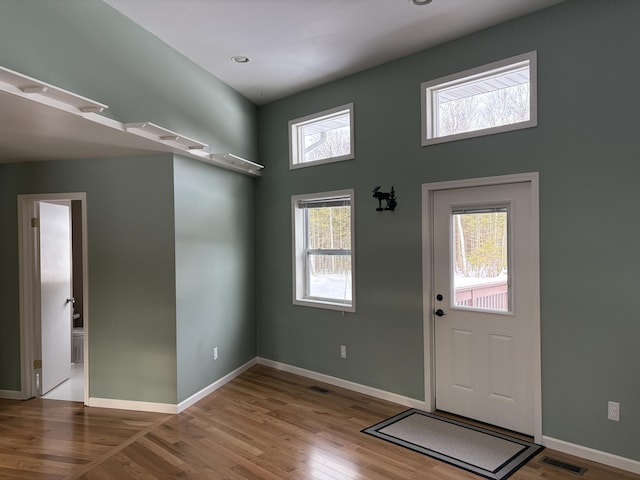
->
[309,385,331,394]
[541,456,587,475]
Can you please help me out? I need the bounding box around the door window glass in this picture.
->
[452,207,510,312]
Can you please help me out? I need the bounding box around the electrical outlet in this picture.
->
[340,345,347,359]
[607,401,620,421]
[214,347,218,360]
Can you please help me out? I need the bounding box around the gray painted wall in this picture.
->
[174,156,256,402]
[256,0,640,461]
[1,0,637,465]
[0,156,178,403]
[0,0,258,403]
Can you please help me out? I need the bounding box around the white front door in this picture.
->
[432,181,535,434]
[39,201,72,395]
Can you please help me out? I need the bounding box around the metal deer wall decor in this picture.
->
[372,186,397,211]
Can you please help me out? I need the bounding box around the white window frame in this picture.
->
[421,51,537,146]
[289,103,355,169]
[292,189,356,312]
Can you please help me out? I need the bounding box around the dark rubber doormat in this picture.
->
[363,409,543,480]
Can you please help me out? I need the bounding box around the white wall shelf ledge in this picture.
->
[211,153,264,176]
[0,66,108,114]
[124,122,209,151]
[0,65,263,177]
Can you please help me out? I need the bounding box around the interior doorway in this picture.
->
[422,173,542,442]
[18,193,89,404]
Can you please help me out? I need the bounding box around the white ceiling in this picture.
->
[102,0,565,104]
[1,0,565,165]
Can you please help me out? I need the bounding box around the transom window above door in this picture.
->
[421,51,537,146]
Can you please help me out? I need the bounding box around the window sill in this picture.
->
[293,298,355,313]
[422,120,537,147]
[289,154,354,170]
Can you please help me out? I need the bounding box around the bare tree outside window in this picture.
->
[303,126,351,163]
[290,104,354,168]
[453,210,509,312]
[480,83,530,129]
[437,84,530,137]
[422,52,536,146]
[453,211,507,278]
[438,96,481,137]
[307,205,351,275]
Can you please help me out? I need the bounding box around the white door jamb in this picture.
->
[421,173,541,443]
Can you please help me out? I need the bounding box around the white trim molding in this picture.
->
[177,358,257,413]
[257,357,426,410]
[543,436,640,475]
[87,397,178,414]
[422,172,542,443]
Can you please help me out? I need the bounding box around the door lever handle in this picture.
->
[66,297,75,304]
[434,308,446,317]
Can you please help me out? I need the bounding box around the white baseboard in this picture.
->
[87,396,178,414]
[256,357,426,410]
[0,389,24,400]
[86,358,258,415]
[543,436,640,475]
[177,358,257,413]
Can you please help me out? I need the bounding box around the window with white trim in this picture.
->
[289,104,354,169]
[292,190,355,311]
[421,51,537,146]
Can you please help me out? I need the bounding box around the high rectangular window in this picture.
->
[292,190,355,311]
[289,104,354,169]
[421,52,537,146]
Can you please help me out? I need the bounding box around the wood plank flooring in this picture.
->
[0,364,638,479]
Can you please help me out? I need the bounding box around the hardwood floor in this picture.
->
[0,364,638,479]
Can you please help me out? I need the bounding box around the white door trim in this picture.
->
[18,193,89,404]
[421,173,541,443]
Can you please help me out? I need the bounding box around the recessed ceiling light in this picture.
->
[411,0,433,5]
[231,56,250,64]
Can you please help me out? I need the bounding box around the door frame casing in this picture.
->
[18,192,89,404]
[421,173,541,443]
